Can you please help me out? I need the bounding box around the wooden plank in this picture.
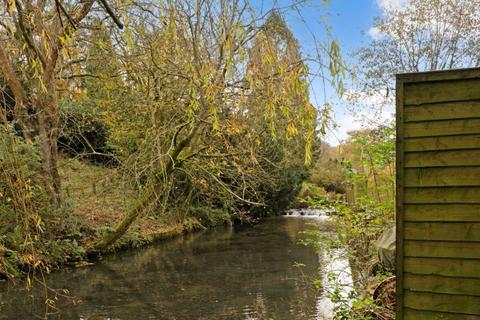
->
[396,76,406,320]
[405,204,480,222]
[405,241,480,259]
[404,222,480,241]
[404,308,480,320]
[404,119,480,138]
[405,150,480,167]
[405,187,480,204]
[405,167,480,187]
[405,135,480,152]
[404,274,480,296]
[404,257,480,278]
[404,101,480,122]
[404,291,480,314]
[404,79,480,105]
[398,68,480,83]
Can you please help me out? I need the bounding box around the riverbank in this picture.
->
[326,203,396,319]
[59,158,207,251]
[0,158,228,280]
[289,184,395,319]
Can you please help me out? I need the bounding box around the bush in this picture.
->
[58,102,116,165]
[290,182,333,209]
[0,124,48,231]
[0,124,51,278]
[189,206,231,228]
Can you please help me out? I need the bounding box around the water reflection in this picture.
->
[0,217,336,320]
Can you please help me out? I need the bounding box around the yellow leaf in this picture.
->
[61,47,69,59]
[8,0,15,14]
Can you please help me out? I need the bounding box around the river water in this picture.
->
[0,211,350,319]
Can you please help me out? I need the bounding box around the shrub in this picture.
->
[58,102,115,165]
[189,206,231,228]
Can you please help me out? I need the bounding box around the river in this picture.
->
[0,210,350,319]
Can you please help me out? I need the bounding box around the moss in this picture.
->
[92,218,205,253]
[0,253,20,279]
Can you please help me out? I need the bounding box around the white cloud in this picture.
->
[367,26,382,40]
[327,110,394,144]
[324,109,394,146]
[377,0,409,12]
[367,0,410,39]
[322,88,395,146]
[323,107,395,146]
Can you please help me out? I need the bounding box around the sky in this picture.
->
[253,0,400,145]
[293,0,383,145]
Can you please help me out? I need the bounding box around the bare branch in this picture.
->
[97,0,124,29]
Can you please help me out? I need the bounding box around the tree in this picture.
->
[355,0,480,103]
[89,1,335,250]
[309,143,346,193]
[0,0,122,204]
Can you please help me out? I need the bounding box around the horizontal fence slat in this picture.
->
[404,79,480,105]
[405,150,480,167]
[405,204,480,222]
[405,241,480,259]
[405,135,480,152]
[404,257,480,278]
[404,308,480,320]
[404,291,480,314]
[404,101,480,122]
[404,222,480,241]
[405,187,480,204]
[405,167,480,187]
[399,69,480,83]
[404,119,480,138]
[404,274,480,296]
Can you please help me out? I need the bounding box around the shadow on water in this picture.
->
[0,216,339,320]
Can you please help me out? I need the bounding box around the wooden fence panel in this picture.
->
[397,68,480,319]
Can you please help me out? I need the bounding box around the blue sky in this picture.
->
[290,0,383,145]
[253,0,388,145]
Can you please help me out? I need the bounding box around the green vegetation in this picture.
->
[2,0,478,319]
[297,123,396,319]
[285,120,397,318]
[0,0,343,297]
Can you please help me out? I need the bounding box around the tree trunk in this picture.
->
[0,40,61,204]
[34,93,61,204]
[89,124,200,252]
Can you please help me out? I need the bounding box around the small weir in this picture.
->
[283,208,336,218]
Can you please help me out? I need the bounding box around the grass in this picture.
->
[58,157,202,250]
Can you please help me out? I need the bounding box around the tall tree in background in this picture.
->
[355,0,480,105]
